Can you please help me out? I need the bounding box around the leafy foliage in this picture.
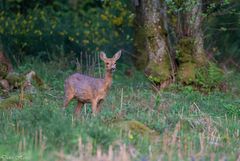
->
[205,1,240,65]
[0,0,134,61]
[195,62,224,89]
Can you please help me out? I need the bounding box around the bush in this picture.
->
[0,0,134,61]
[196,62,224,89]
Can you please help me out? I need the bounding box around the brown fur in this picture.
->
[63,51,121,115]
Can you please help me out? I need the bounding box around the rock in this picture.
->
[115,120,159,141]
[0,79,10,92]
[0,94,32,109]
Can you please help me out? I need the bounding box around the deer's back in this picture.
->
[65,73,105,103]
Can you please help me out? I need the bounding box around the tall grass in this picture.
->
[0,54,239,160]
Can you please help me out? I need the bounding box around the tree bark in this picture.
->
[133,0,222,89]
[0,51,13,78]
[134,0,174,88]
[178,0,207,64]
[176,0,208,84]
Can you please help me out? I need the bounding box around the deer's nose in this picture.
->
[111,64,116,72]
[111,64,116,69]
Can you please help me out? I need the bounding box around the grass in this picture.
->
[0,56,240,161]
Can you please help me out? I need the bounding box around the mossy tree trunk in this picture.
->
[175,0,208,84]
[133,0,174,88]
[184,0,206,61]
[133,0,223,89]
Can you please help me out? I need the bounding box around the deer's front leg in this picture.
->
[97,99,103,113]
[91,100,98,115]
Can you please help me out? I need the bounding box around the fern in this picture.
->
[196,62,224,89]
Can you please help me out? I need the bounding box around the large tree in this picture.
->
[174,0,207,84]
[133,0,174,88]
[134,0,224,89]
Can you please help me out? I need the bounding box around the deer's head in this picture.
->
[100,50,121,72]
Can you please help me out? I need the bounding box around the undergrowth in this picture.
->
[0,58,239,161]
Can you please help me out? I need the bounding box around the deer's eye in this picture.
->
[106,63,109,65]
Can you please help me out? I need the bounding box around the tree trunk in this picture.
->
[187,0,206,64]
[133,0,174,88]
[176,0,208,84]
[133,0,222,90]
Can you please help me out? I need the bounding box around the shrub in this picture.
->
[0,0,134,61]
[196,62,224,89]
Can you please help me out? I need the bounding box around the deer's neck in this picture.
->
[103,70,113,91]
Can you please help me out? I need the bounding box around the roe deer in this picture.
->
[63,50,121,115]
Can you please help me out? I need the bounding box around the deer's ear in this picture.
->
[100,52,107,61]
[113,50,121,61]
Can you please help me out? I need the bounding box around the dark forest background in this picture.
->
[0,0,239,64]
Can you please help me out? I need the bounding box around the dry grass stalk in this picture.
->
[168,122,180,161]
[177,135,183,160]
[56,138,132,161]
[120,88,123,110]
[195,133,205,158]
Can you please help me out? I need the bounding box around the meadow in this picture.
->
[0,55,240,161]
